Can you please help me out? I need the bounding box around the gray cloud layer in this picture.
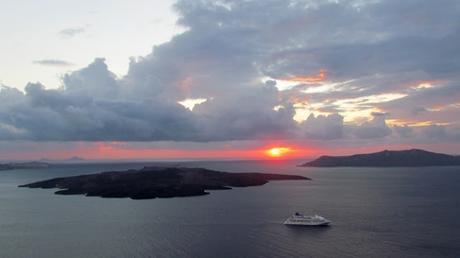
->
[1,0,459,144]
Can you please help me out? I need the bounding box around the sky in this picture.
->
[0,0,459,161]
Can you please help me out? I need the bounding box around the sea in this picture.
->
[0,160,459,258]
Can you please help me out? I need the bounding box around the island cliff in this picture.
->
[19,167,309,199]
[301,149,460,167]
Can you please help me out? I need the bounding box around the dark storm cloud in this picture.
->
[1,0,459,143]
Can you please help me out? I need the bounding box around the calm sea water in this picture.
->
[1,160,459,258]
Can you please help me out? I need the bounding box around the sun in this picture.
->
[266,147,291,158]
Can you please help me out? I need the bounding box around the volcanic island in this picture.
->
[19,166,309,200]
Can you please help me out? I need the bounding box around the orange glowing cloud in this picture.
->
[282,69,327,83]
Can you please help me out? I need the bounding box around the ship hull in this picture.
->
[284,221,330,226]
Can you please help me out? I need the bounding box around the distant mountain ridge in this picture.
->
[301,149,460,167]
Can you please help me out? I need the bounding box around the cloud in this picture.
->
[300,113,344,140]
[1,0,460,145]
[350,113,392,139]
[59,27,86,38]
[0,78,201,141]
[33,59,74,67]
[0,60,294,142]
[393,125,413,138]
[423,125,460,141]
[62,58,118,98]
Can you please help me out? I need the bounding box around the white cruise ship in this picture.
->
[284,212,331,226]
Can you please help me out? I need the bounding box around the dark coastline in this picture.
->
[301,149,460,167]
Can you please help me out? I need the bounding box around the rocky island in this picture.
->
[301,149,460,167]
[19,167,309,199]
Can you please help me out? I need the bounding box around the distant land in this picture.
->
[19,167,309,199]
[40,156,86,163]
[301,149,460,167]
[0,161,49,171]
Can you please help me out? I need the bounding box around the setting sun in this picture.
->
[266,147,291,158]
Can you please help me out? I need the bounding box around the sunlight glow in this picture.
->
[386,119,450,127]
[292,102,331,123]
[178,98,207,111]
[412,81,436,90]
[273,105,285,111]
[266,147,291,158]
[333,93,407,107]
